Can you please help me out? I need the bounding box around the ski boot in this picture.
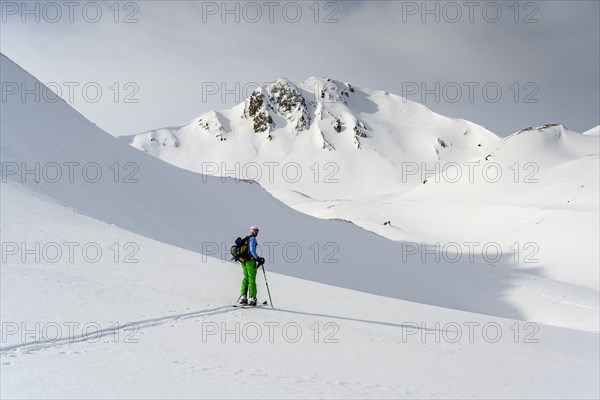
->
[239,295,248,305]
[249,297,257,306]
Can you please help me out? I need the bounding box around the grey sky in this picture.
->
[1,0,598,137]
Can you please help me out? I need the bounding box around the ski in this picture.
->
[232,300,268,308]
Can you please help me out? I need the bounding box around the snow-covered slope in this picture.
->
[2,53,598,331]
[304,123,600,292]
[2,180,598,399]
[583,125,600,136]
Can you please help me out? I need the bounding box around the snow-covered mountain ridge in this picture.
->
[128,77,497,150]
[122,77,500,199]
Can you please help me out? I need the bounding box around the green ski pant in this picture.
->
[241,260,258,298]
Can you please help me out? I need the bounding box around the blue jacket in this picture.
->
[248,235,259,259]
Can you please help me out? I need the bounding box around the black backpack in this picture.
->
[230,235,250,262]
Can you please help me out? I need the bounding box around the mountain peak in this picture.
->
[240,77,363,135]
[124,77,501,194]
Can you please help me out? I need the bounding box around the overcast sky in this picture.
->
[1,0,599,137]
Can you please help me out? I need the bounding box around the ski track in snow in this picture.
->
[0,305,240,355]
[1,304,455,356]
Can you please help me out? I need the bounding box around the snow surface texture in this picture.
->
[2,181,598,399]
[1,53,599,398]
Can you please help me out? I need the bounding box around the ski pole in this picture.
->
[261,264,274,308]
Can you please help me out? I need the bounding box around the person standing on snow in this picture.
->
[240,225,265,306]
